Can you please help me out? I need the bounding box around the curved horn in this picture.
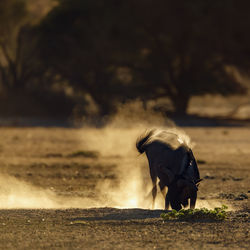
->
[195,178,203,184]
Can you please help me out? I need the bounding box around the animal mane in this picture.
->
[136,128,192,153]
[136,129,155,154]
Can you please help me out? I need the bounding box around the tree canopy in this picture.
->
[1,0,250,116]
[0,0,28,89]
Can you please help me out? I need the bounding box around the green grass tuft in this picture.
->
[161,205,228,221]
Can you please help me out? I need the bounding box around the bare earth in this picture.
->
[0,126,249,249]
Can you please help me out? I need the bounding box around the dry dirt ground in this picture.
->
[0,126,249,249]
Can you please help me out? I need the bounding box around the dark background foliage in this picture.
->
[0,0,250,118]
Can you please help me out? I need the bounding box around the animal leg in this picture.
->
[158,181,167,198]
[165,192,170,210]
[151,180,157,209]
[190,191,197,209]
[150,168,157,209]
[159,181,169,210]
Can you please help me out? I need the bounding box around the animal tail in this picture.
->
[136,129,155,154]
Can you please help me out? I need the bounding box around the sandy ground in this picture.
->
[0,126,249,249]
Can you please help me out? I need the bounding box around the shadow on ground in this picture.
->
[71,208,165,221]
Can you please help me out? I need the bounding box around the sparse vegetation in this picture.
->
[67,150,99,158]
[161,205,228,221]
[219,193,248,200]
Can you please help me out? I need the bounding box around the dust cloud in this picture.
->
[196,199,232,210]
[77,101,175,209]
[0,101,230,210]
[0,173,104,209]
[0,174,59,209]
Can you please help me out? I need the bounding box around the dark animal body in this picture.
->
[136,129,201,211]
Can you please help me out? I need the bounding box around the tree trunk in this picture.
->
[171,94,190,115]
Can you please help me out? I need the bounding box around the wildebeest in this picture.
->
[136,129,202,211]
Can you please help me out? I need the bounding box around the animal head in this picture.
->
[168,178,202,210]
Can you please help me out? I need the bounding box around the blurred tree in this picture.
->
[0,0,49,93]
[38,0,249,115]
[38,0,139,116]
[0,0,27,89]
[122,0,249,114]
[0,0,77,117]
